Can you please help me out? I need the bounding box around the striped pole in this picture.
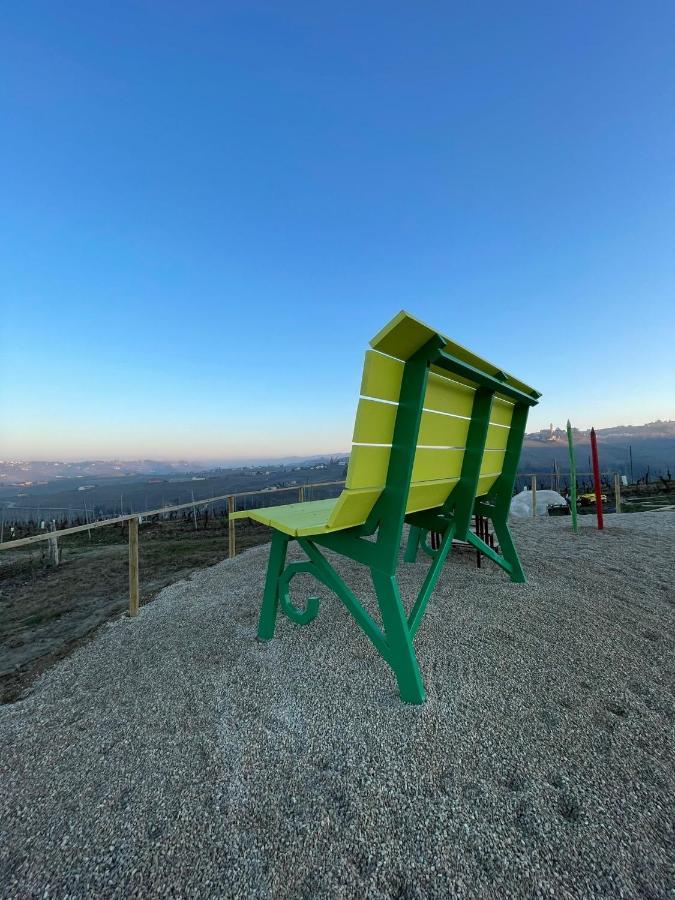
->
[566,420,578,534]
[590,427,604,530]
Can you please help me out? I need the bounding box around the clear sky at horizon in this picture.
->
[1,2,674,462]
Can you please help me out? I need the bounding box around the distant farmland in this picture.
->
[0,460,348,524]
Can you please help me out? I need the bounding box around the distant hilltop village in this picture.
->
[519,420,675,480]
[529,421,675,444]
[531,424,570,443]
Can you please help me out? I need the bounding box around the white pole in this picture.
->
[614,473,621,514]
[531,474,537,518]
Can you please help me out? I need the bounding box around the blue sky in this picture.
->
[1,1,674,461]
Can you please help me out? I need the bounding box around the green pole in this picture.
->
[566,419,578,533]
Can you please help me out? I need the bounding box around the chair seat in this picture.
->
[230,498,340,537]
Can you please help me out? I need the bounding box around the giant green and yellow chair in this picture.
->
[230,312,541,703]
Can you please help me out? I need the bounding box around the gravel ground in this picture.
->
[1,512,674,898]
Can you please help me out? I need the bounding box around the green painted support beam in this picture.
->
[257,531,289,640]
[487,402,530,521]
[310,529,379,567]
[408,524,455,638]
[297,538,391,664]
[465,530,513,575]
[432,350,540,406]
[445,387,494,539]
[367,336,444,566]
[566,419,578,534]
[371,569,425,704]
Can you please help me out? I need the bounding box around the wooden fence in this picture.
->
[0,481,346,617]
[0,473,625,617]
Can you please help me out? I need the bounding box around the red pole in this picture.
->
[590,427,604,530]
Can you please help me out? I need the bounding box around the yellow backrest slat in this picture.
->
[480,450,506,476]
[475,473,499,496]
[362,350,479,416]
[406,479,460,513]
[491,397,514,427]
[326,487,382,531]
[371,310,540,398]
[352,398,397,445]
[346,443,467,491]
[360,350,403,402]
[418,409,470,447]
[346,445,391,490]
[412,447,464,483]
[485,423,510,451]
[425,372,475,417]
[353,397,471,448]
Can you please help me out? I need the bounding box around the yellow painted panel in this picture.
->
[230,509,256,521]
[369,310,439,361]
[353,398,471,448]
[231,499,338,536]
[326,487,381,531]
[360,350,403,402]
[485,422,510,451]
[480,450,506,477]
[406,478,459,513]
[346,444,466,500]
[475,473,499,496]
[424,373,475,417]
[346,444,391,489]
[230,509,272,527]
[370,310,540,397]
[429,365,479,392]
[359,345,498,419]
[412,447,464,482]
[269,498,336,523]
[352,398,397,444]
[490,397,514,428]
[418,409,470,447]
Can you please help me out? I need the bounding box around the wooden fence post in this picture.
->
[48,521,60,566]
[228,496,236,558]
[614,473,621,514]
[128,516,139,617]
[83,498,92,540]
[531,475,537,519]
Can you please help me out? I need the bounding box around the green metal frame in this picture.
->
[406,393,530,585]
[255,337,537,704]
[566,419,578,533]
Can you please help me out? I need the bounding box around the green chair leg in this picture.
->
[404,525,422,563]
[257,531,290,640]
[491,517,526,584]
[372,570,425,704]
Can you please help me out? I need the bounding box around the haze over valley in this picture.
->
[2,421,673,524]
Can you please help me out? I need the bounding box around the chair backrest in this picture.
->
[326,312,540,532]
